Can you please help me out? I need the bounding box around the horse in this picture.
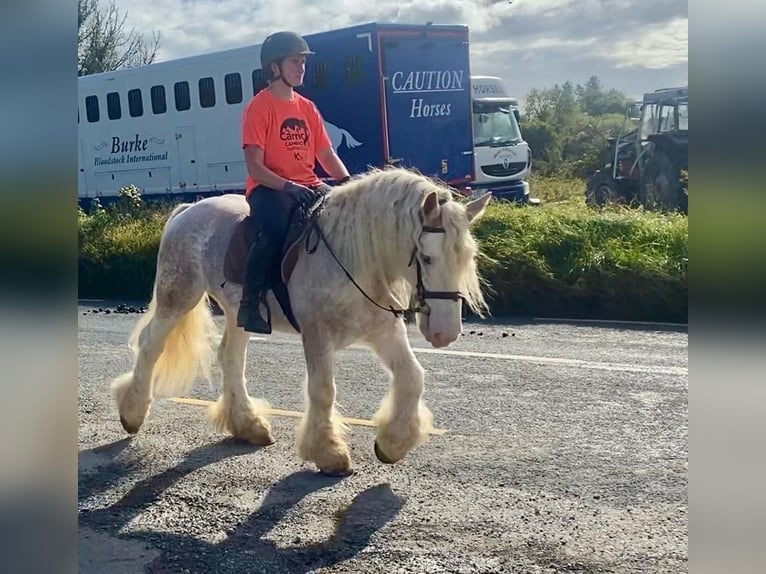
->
[111,167,492,476]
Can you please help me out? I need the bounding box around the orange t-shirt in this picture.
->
[241,89,333,196]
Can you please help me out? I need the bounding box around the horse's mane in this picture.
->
[318,167,487,316]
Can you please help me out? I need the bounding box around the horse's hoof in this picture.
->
[120,415,140,435]
[319,466,354,478]
[252,435,276,447]
[374,440,395,464]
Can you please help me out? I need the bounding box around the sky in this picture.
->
[112,0,688,107]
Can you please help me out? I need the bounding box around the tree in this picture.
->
[522,82,588,174]
[78,0,161,76]
[575,76,631,116]
[524,81,579,126]
[520,77,633,177]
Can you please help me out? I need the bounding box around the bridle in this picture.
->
[406,225,465,315]
[305,216,463,319]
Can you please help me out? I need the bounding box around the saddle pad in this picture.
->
[223,216,258,285]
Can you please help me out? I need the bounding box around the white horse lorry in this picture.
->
[77,22,533,206]
[467,75,533,203]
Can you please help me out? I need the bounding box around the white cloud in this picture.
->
[471,17,687,71]
[117,0,511,61]
[471,36,598,57]
[605,17,688,69]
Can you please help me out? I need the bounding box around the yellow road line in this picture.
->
[167,397,448,435]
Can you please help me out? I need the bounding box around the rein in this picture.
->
[304,202,462,319]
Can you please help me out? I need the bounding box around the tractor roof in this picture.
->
[643,86,688,104]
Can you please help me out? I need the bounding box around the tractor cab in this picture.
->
[633,87,688,212]
[637,87,688,141]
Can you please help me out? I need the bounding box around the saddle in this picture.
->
[222,198,323,332]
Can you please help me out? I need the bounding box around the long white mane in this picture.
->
[317,167,488,316]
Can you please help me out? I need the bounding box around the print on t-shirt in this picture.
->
[280,118,310,149]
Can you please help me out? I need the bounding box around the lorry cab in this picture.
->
[468,76,533,203]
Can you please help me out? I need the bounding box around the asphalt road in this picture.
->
[78,303,688,574]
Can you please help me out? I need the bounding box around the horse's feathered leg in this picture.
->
[368,319,434,464]
[111,287,216,434]
[208,307,274,446]
[295,327,352,476]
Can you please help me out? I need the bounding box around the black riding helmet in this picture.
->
[260,31,314,86]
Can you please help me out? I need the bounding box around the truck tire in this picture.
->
[640,152,687,213]
[585,171,621,206]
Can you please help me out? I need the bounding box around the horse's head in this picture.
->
[412,190,491,348]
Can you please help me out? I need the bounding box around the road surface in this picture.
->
[78,304,688,573]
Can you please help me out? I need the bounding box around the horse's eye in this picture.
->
[422,255,432,265]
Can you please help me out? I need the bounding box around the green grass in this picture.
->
[77,178,688,322]
[78,195,176,299]
[473,174,687,321]
[528,172,587,204]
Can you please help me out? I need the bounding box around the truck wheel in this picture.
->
[585,171,620,206]
[640,152,685,213]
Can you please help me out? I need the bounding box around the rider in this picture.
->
[237,30,351,334]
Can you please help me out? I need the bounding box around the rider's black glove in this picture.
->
[283,181,315,207]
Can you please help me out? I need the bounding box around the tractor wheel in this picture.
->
[640,152,687,213]
[585,171,621,206]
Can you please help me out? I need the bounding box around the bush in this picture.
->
[78,188,176,299]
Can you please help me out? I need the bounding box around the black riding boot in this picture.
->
[236,231,278,334]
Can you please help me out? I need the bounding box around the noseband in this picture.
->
[307,220,463,319]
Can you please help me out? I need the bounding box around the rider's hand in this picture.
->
[283,181,315,206]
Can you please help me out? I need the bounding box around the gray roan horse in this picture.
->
[112,167,492,476]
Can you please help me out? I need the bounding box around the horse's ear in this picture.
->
[465,192,492,223]
[422,191,440,225]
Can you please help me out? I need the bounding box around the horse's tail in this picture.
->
[126,284,218,398]
[341,129,362,149]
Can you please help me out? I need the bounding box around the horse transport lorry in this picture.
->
[468,75,533,203]
[77,22,531,205]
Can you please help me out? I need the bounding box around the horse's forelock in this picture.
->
[437,200,488,317]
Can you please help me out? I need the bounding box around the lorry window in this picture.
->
[344,55,363,85]
[678,100,688,131]
[311,62,330,89]
[225,73,243,104]
[85,95,100,123]
[472,104,522,147]
[252,69,266,94]
[128,88,143,117]
[106,92,121,120]
[174,81,191,111]
[151,85,167,114]
[199,77,216,108]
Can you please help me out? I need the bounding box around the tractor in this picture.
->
[586,86,688,214]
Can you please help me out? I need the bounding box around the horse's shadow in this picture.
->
[79,438,404,573]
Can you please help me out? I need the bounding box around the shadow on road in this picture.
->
[79,438,404,573]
